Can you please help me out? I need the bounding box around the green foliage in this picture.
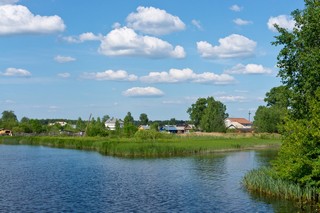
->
[123,112,137,137]
[253,106,285,133]
[139,113,149,125]
[243,167,317,202]
[264,85,291,108]
[271,0,320,188]
[188,97,228,132]
[187,97,207,128]
[0,110,18,129]
[134,130,172,141]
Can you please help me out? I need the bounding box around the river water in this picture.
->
[0,145,301,212]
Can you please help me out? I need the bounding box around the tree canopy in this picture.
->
[187,97,228,132]
[271,0,320,187]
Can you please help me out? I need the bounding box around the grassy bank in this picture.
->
[243,167,319,206]
[0,133,281,157]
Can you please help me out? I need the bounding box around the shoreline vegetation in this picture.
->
[0,133,281,158]
[243,167,320,210]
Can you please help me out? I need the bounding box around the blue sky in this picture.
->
[0,0,304,121]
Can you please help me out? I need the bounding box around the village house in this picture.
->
[138,125,151,131]
[224,118,253,132]
[105,118,124,130]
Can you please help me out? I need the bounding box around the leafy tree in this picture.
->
[271,0,320,187]
[1,110,18,129]
[264,85,291,108]
[169,118,176,125]
[199,97,228,132]
[187,98,207,128]
[123,112,137,137]
[139,113,149,125]
[187,97,228,132]
[150,122,159,131]
[253,106,285,133]
[102,115,110,124]
[76,117,86,131]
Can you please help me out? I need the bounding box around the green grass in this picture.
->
[0,133,281,157]
[243,167,319,203]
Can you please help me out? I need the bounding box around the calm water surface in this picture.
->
[0,145,301,212]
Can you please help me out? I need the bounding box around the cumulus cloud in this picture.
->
[267,15,295,32]
[140,68,235,84]
[0,0,18,5]
[123,87,164,97]
[224,63,273,74]
[233,18,252,26]
[191,19,203,30]
[98,27,185,58]
[0,67,31,77]
[54,55,76,63]
[230,4,242,12]
[217,95,246,102]
[197,34,256,59]
[126,6,185,35]
[81,70,138,81]
[0,5,65,35]
[63,32,102,43]
[57,72,71,78]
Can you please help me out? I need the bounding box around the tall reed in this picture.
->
[243,167,318,203]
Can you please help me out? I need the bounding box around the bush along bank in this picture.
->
[243,167,320,209]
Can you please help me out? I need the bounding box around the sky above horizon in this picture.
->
[0,0,304,121]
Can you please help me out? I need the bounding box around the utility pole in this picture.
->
[84,113,92,136]
[248,111,251,122]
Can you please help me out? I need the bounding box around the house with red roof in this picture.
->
[225,118,253,132]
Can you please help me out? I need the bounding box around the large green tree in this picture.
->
[187,97,228,132]
[123,112,137,137]
[254,86,290,133]
[0,110,18,129]
[139,113,149,125]
[272,0,320,187]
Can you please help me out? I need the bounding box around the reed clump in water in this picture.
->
[243,167,319,203]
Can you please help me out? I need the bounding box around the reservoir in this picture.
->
[0,145,299,212]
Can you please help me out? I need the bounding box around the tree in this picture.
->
[271,0,320,187]
[187,97,228,132]
[187,98,207,128]
[253,106,285,133]
[139,113,149,125]
[264,85,291,108]
[123,112,137,137]
[169,118,176,125]
[1,110,18,129]
[199,97,228,132]
[102,115,110,124]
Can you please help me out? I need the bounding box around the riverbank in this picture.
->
[243,167,320,210]
[0,133,281,157]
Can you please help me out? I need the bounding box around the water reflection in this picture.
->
[0,145,303,212]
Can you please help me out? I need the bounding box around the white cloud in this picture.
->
[98,27,185,59]
[191,19,203,30]
[233,18,252,26]
[0,0,18,5]
[197,34,256,59]
[81,70,138,81]
[57,72,71,78]
[140,68,235,84]
[0,5,65,35]
[123,87,164,97]
[63,32,102,43]
[126,6,185,35]
[217,95,246,102]
[224,63,273,75]
[0,67,31,77]
[230,5,242,12]
[54,55,76,63]
[267,15,295,32]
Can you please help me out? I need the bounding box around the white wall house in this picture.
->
[225,118,252,129]
[105,118,124,130]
